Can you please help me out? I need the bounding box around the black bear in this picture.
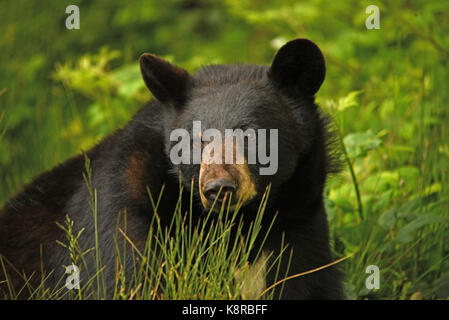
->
[0,39,343,299]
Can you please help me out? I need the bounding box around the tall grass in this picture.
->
[1,158,299,300]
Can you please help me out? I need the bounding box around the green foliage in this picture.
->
[1,0,448,299]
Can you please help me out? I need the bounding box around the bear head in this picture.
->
[139,39,326,211]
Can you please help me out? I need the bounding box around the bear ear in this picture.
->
[139,53,192,104]
[268,39,325,96]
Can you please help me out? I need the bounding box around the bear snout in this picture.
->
[199,162,257,210]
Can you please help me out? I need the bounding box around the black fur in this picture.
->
[0,39,344,299]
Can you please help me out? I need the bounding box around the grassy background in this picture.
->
[0,0,448,299]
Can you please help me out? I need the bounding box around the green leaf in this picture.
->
[343,131,382,159]
[378,206,398,230]
[113,63,145,99]
[363,171,399,193]
[336,90,363,112]
[396,214,448,244]
[397,194,436,219]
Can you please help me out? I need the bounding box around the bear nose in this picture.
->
[204,179,236,203]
